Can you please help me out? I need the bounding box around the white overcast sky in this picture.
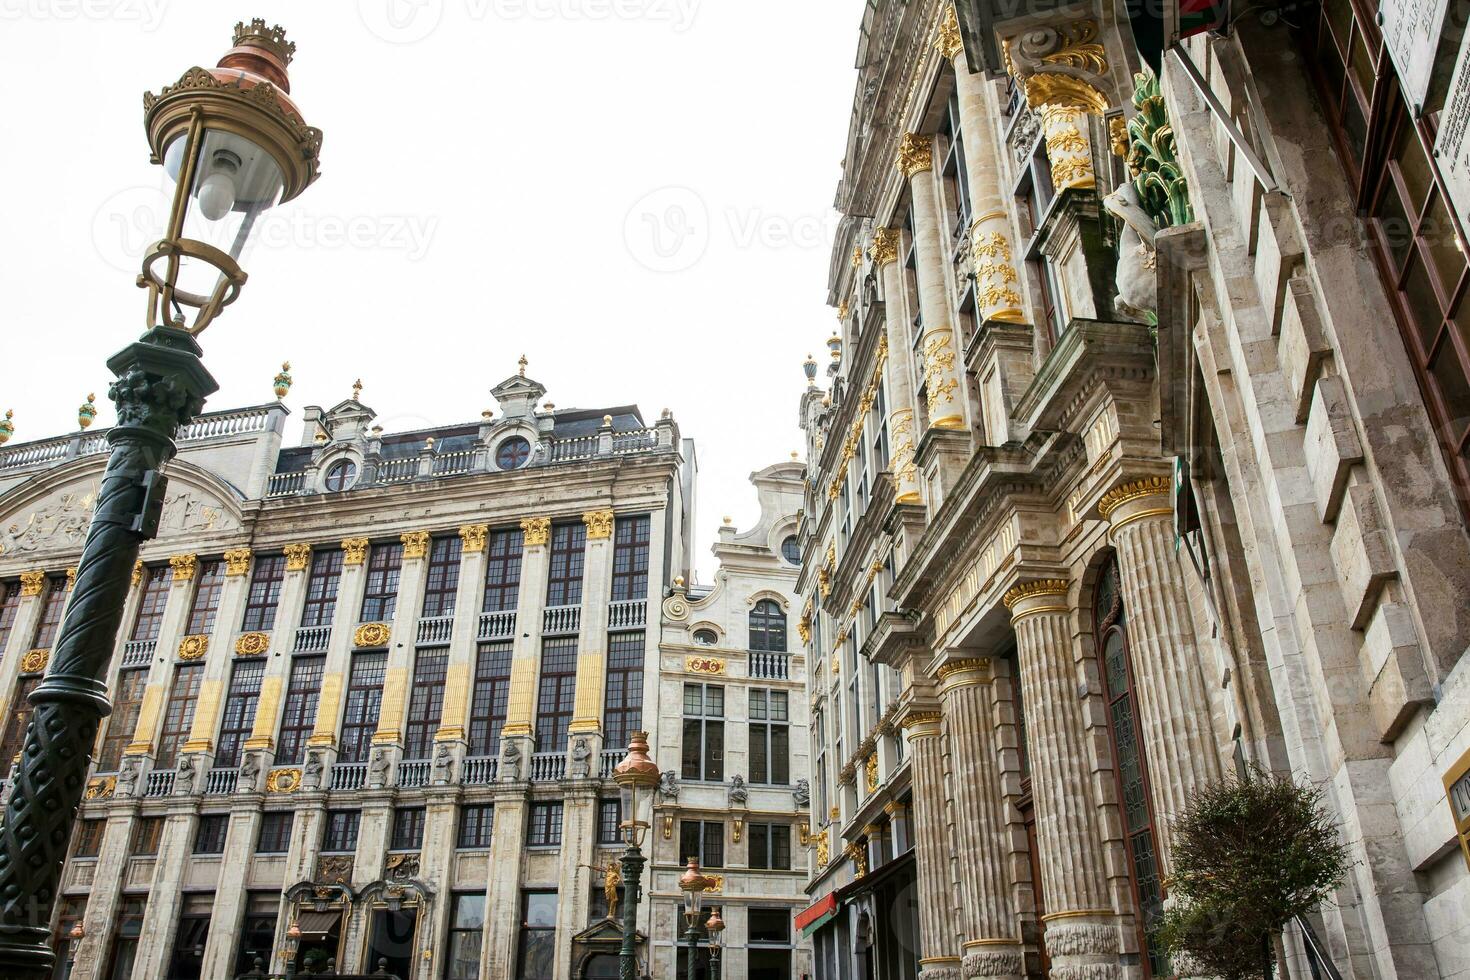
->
[0,0,858,580]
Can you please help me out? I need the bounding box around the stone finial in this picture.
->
[273,362,293,399]
[803,354,818,385]
[518,354,528,377]
[602,414,614,428]
[351,378,363,401]
[78,394,97,430]
[0,409,13,445]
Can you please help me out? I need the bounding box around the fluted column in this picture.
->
[899,709,962,979]
[502,518,552,752]
[937,660,1023,979]
[898,133,968,432]
[569,509,614,742]
[871,228,923,504]
[937,7,1026,326]
[1003,580,1120,978]
[1100,478,1224,871]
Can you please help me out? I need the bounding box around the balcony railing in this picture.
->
[266,471,306,497]
[463,756,498,785]
[607,599,646,630]
[432,451,475,476]
[204,768,238,795]
[611,428,658,453]
[397,760,430,788]
[144,769,175,797]
[376,457,419,484]
[548,435,598,461]
[121,639,156,669]
[416,616,454,646]
[543,605,580,635]
[599,750,621,779]
[330,762,367,792]
[294,625,332,653]
[530,752,566,782]
[750,651,791,680]
[478,610,516,640]
[0,405,280,472]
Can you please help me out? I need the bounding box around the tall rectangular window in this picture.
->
[240,555,286,632]
[105,897,147,980]
[545,523,586,607]
[468,641,512,757]
[680,683,724,782]
[299,548,343,628]
[535,639,578,752]
[749,823,792,870]
[166,893,214,980]
[0,581,20,654]
[323,810,360,853]
[156,663,203,768]
[749,689,790,786]
[129,566,171,642]
[194,814,229,854]
[185,559,225,635]
[422,536,463,617]
[602,632,644,749]
[391,807,426,850]
[458,805,495,848]
[481,529,523,612]
[131,816,164,855]
[360,542,403,622]
[677,819,724,868]
[276,654,325,766]
[236,894,280,976]
[340,651,387,763]
[215,659,266,768]
[527,802,564,847]
[598,799,622,844]
[96,669,147,772]
[609,514,651,601]
[446,894,486,980]
[31,576,68,649]
[403,651,448,760]
[256,812,293,853]
[516,891,557,980]
[74,818,105,858]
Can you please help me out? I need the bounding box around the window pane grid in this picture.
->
[482,529,523,612]
[216,659,265,768]
[469,641,512,756]
[535,639,578,752]
[31,578,68,650]
[422,536,463,618]
[610,515,651,601]
[130,567,171,642]
[340,652,388,763]
[96,668,147,772]
[299,549,343,628]
[185,560,225,635]
[546,523,586,607]
[276,655,326,766]
[360,543,404,622]
[240,555,286,633]
[404,651,449,759]
[603,631,644,748]
[157,663,204,768]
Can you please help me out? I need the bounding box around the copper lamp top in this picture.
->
[612,731,660,788]
[678,857,709,892]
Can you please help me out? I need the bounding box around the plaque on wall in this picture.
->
[1381,0,1452,112]
[1435,20,1470,227]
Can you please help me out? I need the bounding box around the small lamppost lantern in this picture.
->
[140,19,323,335]
[283,919,302,979]
[77,394,97,430]
[613,731,660,849]
[679,856,710,922]
[0,410,13,445]
[273,361,293,399]
[803,353,818,385]
[705,906,726,980]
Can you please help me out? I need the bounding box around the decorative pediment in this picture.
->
[491,372,548,420]
[572,918,640,945]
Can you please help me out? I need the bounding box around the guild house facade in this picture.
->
[0,360,808,979]
[796,1,1470,979]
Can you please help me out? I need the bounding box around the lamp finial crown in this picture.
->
[232,18,296,65]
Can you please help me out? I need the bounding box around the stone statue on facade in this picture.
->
[303,751,325,790]
[368,748,390,788]
[238,753,260,793]
[570,737,592,778]
[432,744,454,785]
[175,755,196,795]
[117,758,140,798]
[793,778,811,807]
[728,774,748,807]
[1103,182,1159,322]
[501,739,521,781]
[657,769,679,800]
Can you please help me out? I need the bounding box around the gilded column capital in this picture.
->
[899,710,944,739]
[19,570,45,597]
[582,509,614,540]
[870,227,899,267]
[342,538,370,565]
[459,524,489,553]
[283,542,312,572]
[131,561,144,587]
[1001,578,1070,608]
[169,553,197,581]
[1097,475,1172,519]
[224,548,252,577]
[400,530,431,559]
[896,133,934,178]
[937,657,993,688]
[520,517,551,547]
[935,4,963,61]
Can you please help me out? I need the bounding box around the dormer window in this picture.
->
[496,436,531,470]
[324,459,358,492]
[780,535,801,565]
[693,629,717,646]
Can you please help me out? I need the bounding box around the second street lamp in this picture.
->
[679,857,712,978]
[0,20,322,978]
[612,731,660,980]
[705,906,725,980]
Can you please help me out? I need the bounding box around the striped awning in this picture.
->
[794,893,839,939]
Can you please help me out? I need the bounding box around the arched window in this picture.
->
[692,629,718,646]
[780,535,801,564]
[749,599,786,653]
[1095,556,1167,976]
[496,436,531,470]
[324,459,357,492]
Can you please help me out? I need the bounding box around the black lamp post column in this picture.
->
[0,325,216,978]
[684,917,702,978]
[618,842,646,980]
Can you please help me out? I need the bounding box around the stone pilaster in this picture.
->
[482,787,530,979]
[937,659,1023,979]
[435,525,489,753]
[306,539,373,755]
[568,510,614,749]
[68,805,137,980]
[0,571,50,728]
[372,530,432,748]
[243,548,315,766]
[121,557,203,760]
[898,132,969,433]
[872,228,923,505]
[502,518,552,747]
[1003,580,1120,978]
[197,799,266,979]
[129,804,197,979]
[416,788,459,976]
[1100,478,1225,871]
[180,566,252,762]
[553,782,601,980]
[899,709,962,974]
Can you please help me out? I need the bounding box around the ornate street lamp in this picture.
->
[704,907,725,980]
[679,858,712,977]
[612,731,660,980]
[0,20,322,978]
[64,922,83,978]
[282,919,302,979]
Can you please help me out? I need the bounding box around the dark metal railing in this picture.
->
[235,954,401,979]
[1297,915,1344,980]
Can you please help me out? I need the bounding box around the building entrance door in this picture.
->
[366,906,418,979]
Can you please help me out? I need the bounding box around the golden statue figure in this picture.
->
[582,861,623,919]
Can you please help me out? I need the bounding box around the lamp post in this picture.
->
[679,858,711,978]
[64,922,83,979]
[612,731,660,980]
[282,919,302,979]
[0,20,322,978]
[704,907,725,980]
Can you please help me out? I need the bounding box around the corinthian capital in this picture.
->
[896,133,933,178]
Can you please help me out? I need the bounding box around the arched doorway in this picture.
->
[582,953,619,977]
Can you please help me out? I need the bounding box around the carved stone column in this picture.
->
[898,134,968,433]
[899,709,962,978]
[373,530,432,749]
[502,518,552,760]
[304,538,372,758]
[1003,580,1120,978]
[569,509,615,743]
[1099,477,1224,870]
[871,228,923,504]
[179,554,253,766]
[937,7,1026,326]
[937,659,1023,979]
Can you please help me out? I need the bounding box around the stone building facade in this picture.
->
[797,2,1470,979]
[0,364,803,979]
